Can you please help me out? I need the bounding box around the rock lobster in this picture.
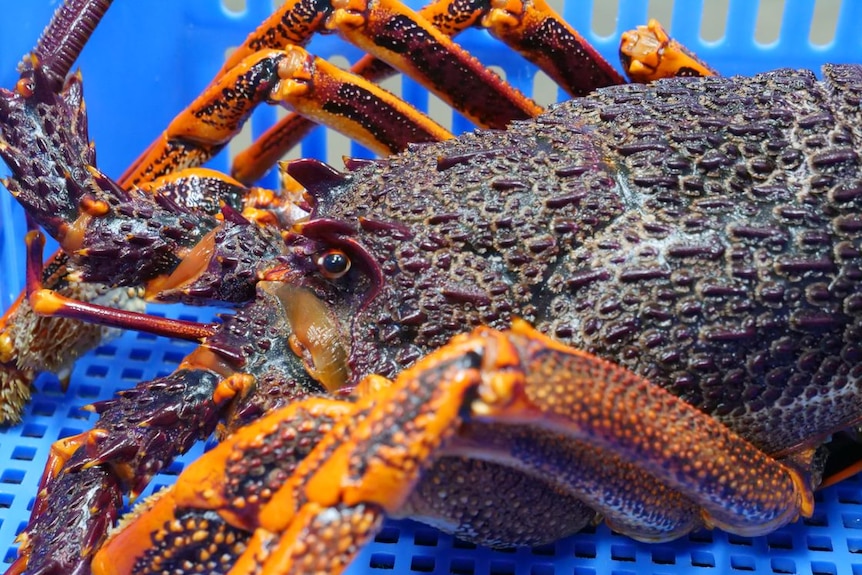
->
[1,1,862,574]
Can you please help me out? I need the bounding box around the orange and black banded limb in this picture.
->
[121,0,540,188]
[233,0,626,183]
[119,51,289,187]
[91,322,814,574]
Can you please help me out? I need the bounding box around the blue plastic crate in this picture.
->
[0,1,861,574]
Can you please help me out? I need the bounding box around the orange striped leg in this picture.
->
[231,0,493,184]
[119,51,289,187]
[482,0,625,96]
[128,0,538,188]
[272,46,453,156]
[94,322,815,574]
[619,19,717,83]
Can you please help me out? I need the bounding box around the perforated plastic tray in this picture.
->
[1,1,862,574]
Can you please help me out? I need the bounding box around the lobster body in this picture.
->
[309,64,862,456]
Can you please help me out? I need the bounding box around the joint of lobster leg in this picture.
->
[329,0,368,28]
[273,46,453,156]
[481,0,624,96]
[213,373,256,405]
[120,51,288,187]
[167,51,287,145]
[619,19,717,83]
[219,0,335,74]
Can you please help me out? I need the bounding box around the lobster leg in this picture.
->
[121,0,540,187]
[232,0,488,184]
[324,0,540,127]
[619,19,717,82]
[93,321,816,574]
[118,50,288,187]
[121,47,452,187]
[231,0,712,184]
[469,322,814,536]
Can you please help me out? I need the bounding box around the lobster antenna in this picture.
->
[26,0,114,91]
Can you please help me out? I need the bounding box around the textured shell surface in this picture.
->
[307,65,862,456]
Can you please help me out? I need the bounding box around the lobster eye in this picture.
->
[316,249,351,279]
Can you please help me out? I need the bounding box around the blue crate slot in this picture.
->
[1,1,861,574]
